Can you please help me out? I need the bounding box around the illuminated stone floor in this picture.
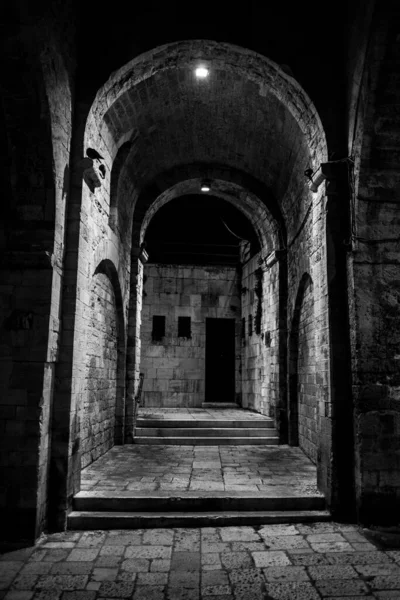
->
[81,445,319,496]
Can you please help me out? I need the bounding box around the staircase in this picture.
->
[67,409,330,530]
[133,411,279,445]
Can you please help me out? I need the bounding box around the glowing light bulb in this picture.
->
[195,66,209,79]
[201,184,210,192]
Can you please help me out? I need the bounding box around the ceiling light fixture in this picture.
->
[195,65,209,79]
[200,179,211,192]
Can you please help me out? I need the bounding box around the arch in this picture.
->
[81,259,126,468]
[84,39,327,247]
[288,273,314,448]
[138,176,280,253]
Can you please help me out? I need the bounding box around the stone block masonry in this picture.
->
[140,264,240,407]
[81,273,118,468]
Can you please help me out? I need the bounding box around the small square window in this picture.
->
[178,316,191,338]
[152,315,165,341]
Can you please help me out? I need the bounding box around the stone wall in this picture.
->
[347,3,400,523]
[241,252,280,418]
[140,264,241,407]
[296,276,317,463]
[81,273,118,468]
[0,14,74,541]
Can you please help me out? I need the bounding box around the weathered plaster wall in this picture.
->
[140,264,241,407]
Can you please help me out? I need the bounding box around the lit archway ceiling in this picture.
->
[85,40,328,240]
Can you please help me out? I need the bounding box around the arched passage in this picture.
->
[289,273,315,457]
[54,38,330,523]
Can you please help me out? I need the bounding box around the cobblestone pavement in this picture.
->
[81,446,319,496]
[2,522,400,599]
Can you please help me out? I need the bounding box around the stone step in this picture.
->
[136,419,275,429]
[67,509,331,530]
[73,491,325,512]
[133,436,280,445]
[134,427,278,438]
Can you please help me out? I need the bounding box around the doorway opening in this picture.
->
[205,318,236,404]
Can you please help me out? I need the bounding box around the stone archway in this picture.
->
[55,38,330,526]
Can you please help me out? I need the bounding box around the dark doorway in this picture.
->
[205,318,236,403]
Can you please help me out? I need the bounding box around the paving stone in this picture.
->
[49,563,92,575]
[220,552,252,570]
[202,571,229,587]
[90,568,118,582]
[311,542,354,553]
[32,592,62,599]
[230,542,265,553]
[142,529,174,546]
[306,533,347,543]
[169,571,200,588]
[42,551,70,563]
[262,536,311,550]
[263,565,309,581]
[0,564,23,577]
[99,546,125,557]
[166,587,199,600]
[252,551,291,567]
[314,579,370,595]
[264,581,321,600]
[136,573,168,585]
[354,564,400,577]
[19,565,52,577]
[174,530,200,552]
[326,552,393,564]
[28,552,46,563]
[289,553,329,566]
[386,551,400,564]
[97,581,135,597]
[201,554,222,570]
[170,552,200,571]
[94,557,121,568]
[66,550,99,563]
[76,533,106,548]
[11,575,38,590]
[370,575,400,589]
[259,524,299,536]
[307,564,358,579]
[133,586,165,600]
[104,533,142,546]
[3,593,34,600]
[59,594,96,600]
[150,560,171,572]
[41,544,75,550]
[125,547,171,560]
[374,593,400,598]
[202,585,231,595]
[121,559,150,572]
[0,550,34,563]
[350,542,378,551]
[219,528,259,542]
[36,576,88,590]
[202,543,230,554]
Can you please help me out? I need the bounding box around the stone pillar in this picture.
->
[323,160,356,520]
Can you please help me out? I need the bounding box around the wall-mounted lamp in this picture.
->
[305,165,327,193]
[200,179,211,192]
[195,65,209,78]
